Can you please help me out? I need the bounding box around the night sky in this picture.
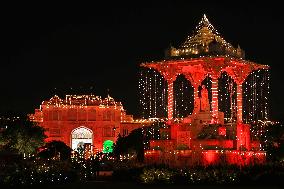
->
[1,2,284,120]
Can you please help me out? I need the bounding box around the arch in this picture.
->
[200,75,212,110]
[218,72,237,121]
[173,74,194,118]
[139,67,168,118]
[103,140,114,153]
[71,126,93,151]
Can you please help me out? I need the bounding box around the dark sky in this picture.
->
[1,2,284,120]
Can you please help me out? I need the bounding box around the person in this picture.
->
[200,85,209,111]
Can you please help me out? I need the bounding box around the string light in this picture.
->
[168,14,245,59]
[174,75,194,118]
[139,68,168,119]
[243,69,270,123]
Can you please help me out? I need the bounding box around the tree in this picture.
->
[37,140,72,160]
[260,123,284,162]
[113,134,126,158]
[0,116,46,155]
[113,128,144,162]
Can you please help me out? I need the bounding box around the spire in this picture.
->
[166,14,244,59]
[182,14,231,48]
[195,14,217,34]
[107,88,110,98]
[203,14,208,21]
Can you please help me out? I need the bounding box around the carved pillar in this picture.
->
[226,65,252,124]
[211,77,219,122]
[193,86,199,115]
[157,65,178,121]
[236,83,243,123]
[167,79,174,120]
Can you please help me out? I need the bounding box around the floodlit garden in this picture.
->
[0,116,283,187]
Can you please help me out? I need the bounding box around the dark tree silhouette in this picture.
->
[260,123,284,162]
[37,140,72,160]
[113,128,144,162]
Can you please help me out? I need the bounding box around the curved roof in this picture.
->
[166,15,245,59]
[182,14,233,49]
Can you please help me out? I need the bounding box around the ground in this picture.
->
[4,181,280,189]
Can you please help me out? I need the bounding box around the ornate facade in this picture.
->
[30,95,143,153]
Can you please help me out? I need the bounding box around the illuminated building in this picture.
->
[140,15,269,166]
[30,94,143,153]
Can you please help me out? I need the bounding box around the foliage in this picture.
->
[0,116,46,155]
[113,134,126,156]
[112,162,144,182]
[140,168,174,184]
[103,140,114,153]
[0,159,76,186]
[138,163,284,185]
[256,122,284,162]
[0,155,283,186]
[113,128,144,162]
[181,167,239,184]
[37,140,72,160]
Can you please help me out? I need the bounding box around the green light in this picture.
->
[103,140,114,153]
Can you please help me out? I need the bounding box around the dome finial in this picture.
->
[203,14,208,21]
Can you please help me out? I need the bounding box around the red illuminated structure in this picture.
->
[141,15,268,166]
[30,94,143,154]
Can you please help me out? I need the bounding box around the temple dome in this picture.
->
[165,14,245,59]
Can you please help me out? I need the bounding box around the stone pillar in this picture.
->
[211,77,219,122]
[236,83,243,123]
[193,85,200,115]
[167,79,174,120]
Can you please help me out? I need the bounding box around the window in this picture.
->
[103,127,115,137]
[112,111,115,121]
[88,109,96,121]
[67,109,77,121]
[52,110,61,121]
[48,110,53,121]
[107,111,111,120]
[103,111,111,121]
[78,109,87,121]
[43,111,48,121]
